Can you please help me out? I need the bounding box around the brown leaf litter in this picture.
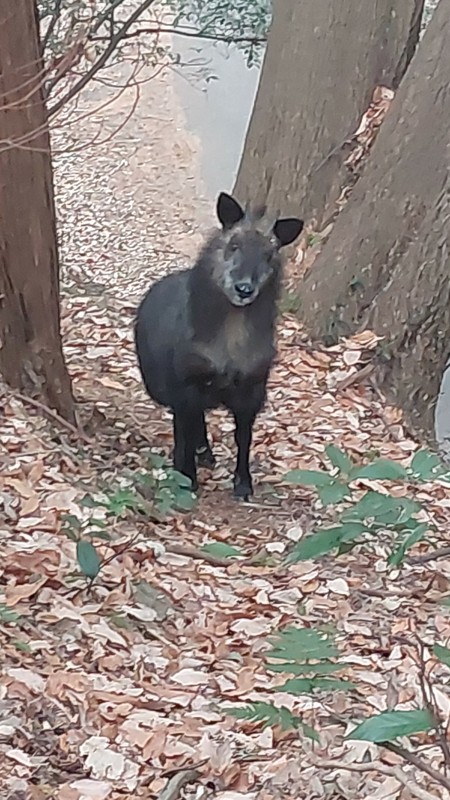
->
[1,59,450,800]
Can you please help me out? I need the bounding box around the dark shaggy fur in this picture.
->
[135,192,303,499]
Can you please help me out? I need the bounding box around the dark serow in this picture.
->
[135,192,304,500]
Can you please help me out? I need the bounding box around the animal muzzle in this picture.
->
[234,281,255,301]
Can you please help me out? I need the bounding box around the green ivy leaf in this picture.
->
[13,639,32,653]
[317,480,351,506]
[350,460,409,482]
[325,445,353,475]
[105,489,140,515]
[61,513,83,531]
[155,488,175,515]
[300,722,321,742]
[410,449,443,481]
[201,542,243,559]
[0,604,21,624]
[89,518,108,529]
[275,676,354,694]
[173,470,195,489]
[284,469,334,488]
[173,488,197,511]
[287,523,366,562]
[266,661,346,676]
[76,540,101,579]
[64,528,79,542]
[148,453,166,469]
[434,643,450,667]
[388,524,428,567]
[79,494,102,509]
[346,709,434,743]
[343,492,420,525]
[86,530,112,542]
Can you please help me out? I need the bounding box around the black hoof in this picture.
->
[196,446,216,470]
[233,477,253,502]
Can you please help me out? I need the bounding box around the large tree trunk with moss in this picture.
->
[234,0,424,227]
[0,0,75,422]
[299,0,449,440]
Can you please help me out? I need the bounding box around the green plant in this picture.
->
[226,626,353,741]
[347,709,434,743]
[0,604,22,625]
[225,628,450,793]
[132,453,197,515]
[279,288,301,315]
[200,542,244,560]
[226,625,439,745]
[62,453,196,582]
[284,446,450,565]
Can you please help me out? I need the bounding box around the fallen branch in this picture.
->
[335,362,376,391]
[166,543,237,568]
[314,758,438,800]
[14,392,91,443]
[408,546,450,565]
[369,378,403,442]
[157,768,201,800]
[382,741,450,793]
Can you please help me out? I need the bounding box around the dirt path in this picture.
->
[53,59,211,295]
[1,56,449,800]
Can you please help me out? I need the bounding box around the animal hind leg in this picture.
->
[195,412,215,469]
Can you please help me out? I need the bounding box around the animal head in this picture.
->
[208,192,304,308]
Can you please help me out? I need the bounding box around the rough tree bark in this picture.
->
[0,1,75,421]
[234,0,424,227]
[299,0,449,441]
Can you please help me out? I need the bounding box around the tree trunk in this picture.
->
[0,1,75,422]
[234,0,424,227]
[299,0,449,441]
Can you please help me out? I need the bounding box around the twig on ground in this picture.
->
[359,586,415,599]
[157,768,202,800]
[369,378,403,442]
[314,758,438,800]
[335,362,376,391]
[382,741,450,792]
[409,546,450,564]
[360,577,436,601]
[166,543,236,568]
[14,392,92,443]
[411,635,450,773]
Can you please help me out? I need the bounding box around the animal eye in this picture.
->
[229,240,239,253]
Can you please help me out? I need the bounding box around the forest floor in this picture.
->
[2,54,450,800]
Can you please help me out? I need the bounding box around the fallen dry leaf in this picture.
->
[1,41,448,800]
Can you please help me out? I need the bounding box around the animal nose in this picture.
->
[234,281,254,298]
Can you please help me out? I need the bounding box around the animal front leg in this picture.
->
[232,411,256,500]
[173,411,198,491]
[195,412,216,469]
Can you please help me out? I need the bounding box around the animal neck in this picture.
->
[188,267,279,343]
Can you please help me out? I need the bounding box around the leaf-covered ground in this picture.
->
[2,56,450,800]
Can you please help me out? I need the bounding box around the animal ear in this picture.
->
[217,192,245,230]
[273,218,304,248]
